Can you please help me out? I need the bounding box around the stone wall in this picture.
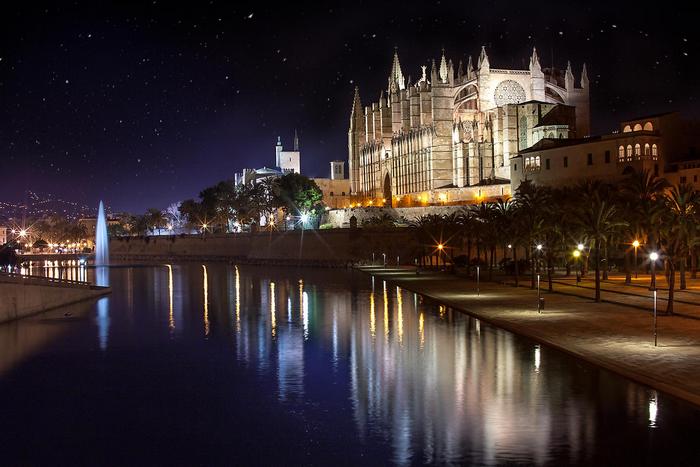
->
[0,279,109,323]
[325,205,466,228]
[109,229,423,265]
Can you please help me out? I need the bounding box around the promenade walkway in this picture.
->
[358,266,700,406]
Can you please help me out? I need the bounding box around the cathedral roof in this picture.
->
[517,136,602,155]
[534,104,576,128]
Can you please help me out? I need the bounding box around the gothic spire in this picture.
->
[439,48,448,83]
[457,60,464,80]
[477,46,489,70]
[529,47,541,73]
[430,58,438,84]
[350,86,363,120]
[293,129,299,151]
[467,55,474,79]
[390,47,406,91]
[581,63,589,88]
[565,61,574,89]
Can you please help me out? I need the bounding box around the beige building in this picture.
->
[313,161,351,209]
[509,112,697,189]
[349,47,590,206]
[0,227,7,245]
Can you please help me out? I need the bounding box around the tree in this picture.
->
[275,173,323,217]
[621,168,669,286]
[575,192,627,302]
[659,183,699,313]
[513,181,550,289]
[165,202,186,230]
[145,208,167,234]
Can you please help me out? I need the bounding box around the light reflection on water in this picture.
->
[2,262,699,465]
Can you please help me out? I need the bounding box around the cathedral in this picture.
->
[348,47,590,206]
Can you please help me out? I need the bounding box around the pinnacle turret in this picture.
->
[477,46,489,70]
[565,61,575,90]
[529,47,542,73]
[390,48,406,91]
[439,49,448,83]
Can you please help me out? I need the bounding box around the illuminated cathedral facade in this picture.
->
[348,47,590,205]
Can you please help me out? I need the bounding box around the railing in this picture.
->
[0,271,94,288]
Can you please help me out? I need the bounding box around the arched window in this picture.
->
[652,144,658,159]
[643,122,653,131]
[623,125,632,133]
[633,123,643,132]
[634,143,641,157]
[618,145,625,161]
[626,145,633,160]
[644,143,650,156]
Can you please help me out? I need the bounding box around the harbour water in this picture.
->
[0,262,698,465]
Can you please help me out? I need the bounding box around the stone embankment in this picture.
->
[109,228,421,266]
[0,274,110,324]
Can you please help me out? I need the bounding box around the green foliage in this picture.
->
[275,173,323,215]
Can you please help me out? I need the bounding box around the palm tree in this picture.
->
[513,181,550,289]
[661,184,699,313]
[576,192,628,302]
[492,198,521,284]
[621,168,669,285]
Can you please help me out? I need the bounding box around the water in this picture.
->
[95,200,109,286]
[1,262,699,465]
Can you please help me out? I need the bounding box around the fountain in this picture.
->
[95,200,109,287]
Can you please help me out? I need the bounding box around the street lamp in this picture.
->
[536,244,543,312]
[476,265,480,296]
[573,249,581,285]
[633,239,640,279]
[649,251,659,347]
[437,243,444,269]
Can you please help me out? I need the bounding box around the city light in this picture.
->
[19,229,27,237]
[633,239,640,248]
[573,250,581,258]
[536,244,543,251]
[650,252,659,261]
[437,244,444,250]
[577,243,584,251]
[300,212,310,224]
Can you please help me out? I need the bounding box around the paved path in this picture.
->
[358,266,700,407]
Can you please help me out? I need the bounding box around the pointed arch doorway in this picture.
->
[383,173,392,207]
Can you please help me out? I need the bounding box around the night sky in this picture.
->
[1,1,697,213]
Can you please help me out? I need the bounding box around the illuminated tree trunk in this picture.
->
[513,246,519,287]
[680,254,687,290]
[594,239,601,302]
[691,248,698,279]
[667,259,676,315]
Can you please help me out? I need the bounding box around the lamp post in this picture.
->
[650,252,659,347]
[476,265,480,296]
[573,249,581,285]
[577,243,585,277]
[535,244,543,313]
[633,240,640,279]
[437,243,444,270]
